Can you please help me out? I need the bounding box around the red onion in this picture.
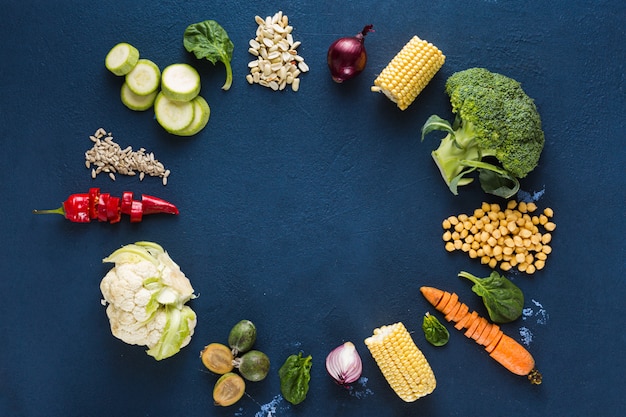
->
[325,341,363,386]
[327,25,374,83]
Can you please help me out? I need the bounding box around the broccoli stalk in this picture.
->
[421,68,544,198]
[423,115,520,197]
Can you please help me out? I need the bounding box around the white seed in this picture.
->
[267,51,281,60]
[109,172,116,181]
[248,47,259,56]
[248,60,259,68]
[269,81,279,91]
[246,74,254,84]
[249,39,261,49]
[291,40,301,49]
[91,168,97,179]
[262,37,274,48]
[292,77,300,92]
[255,15,265,25]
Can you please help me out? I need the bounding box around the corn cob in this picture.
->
[371,36,445,110]
[364,322,436,402]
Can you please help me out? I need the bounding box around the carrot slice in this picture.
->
[464,316,483,338]
[441,293,459,315]
[451,302,470,323]
[478,323,501,347]
[489,334,535,376]
[473,322,493,343]
[444,301,462,322]
[471,319,489,341]
[484,330,503,353]
[455,310,478,330]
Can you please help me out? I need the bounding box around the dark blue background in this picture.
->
[1,1,624,416]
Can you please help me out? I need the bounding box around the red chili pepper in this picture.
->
[33,188,179,223]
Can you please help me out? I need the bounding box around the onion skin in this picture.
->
[327,25,373,83]
[325,341,363,387]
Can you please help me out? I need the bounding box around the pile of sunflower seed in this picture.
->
[246,11,309,91]
[85,128,171,185]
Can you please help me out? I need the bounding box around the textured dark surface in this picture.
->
[1,1,624,416]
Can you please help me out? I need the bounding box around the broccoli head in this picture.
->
[421,67,544,198]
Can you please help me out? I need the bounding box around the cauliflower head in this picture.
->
[100,241,197,360]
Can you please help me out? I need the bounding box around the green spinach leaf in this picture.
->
[183,20,233,90]
[278,352,312,405]
[422,312,449,346]
[458,270,524,323]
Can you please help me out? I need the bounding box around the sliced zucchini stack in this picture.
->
[155,64,210,136]
[105,43,210,136]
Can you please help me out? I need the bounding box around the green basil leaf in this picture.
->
[422,313,449,346]
[278,352,312,405]
[459,270,524,323]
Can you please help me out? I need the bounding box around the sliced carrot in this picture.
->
[489,334,535,376]
[470,318,489,341]
[420,285,541,384]
[441,293,459,315]
[451,302,470,323]
[473,321,493,343]
[455,310,478,330]
[478,322,501,347]
[444,301,462,322]
[485,330,503,353]
[464,316,483,338]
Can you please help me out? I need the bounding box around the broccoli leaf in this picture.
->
[183,20,233,90]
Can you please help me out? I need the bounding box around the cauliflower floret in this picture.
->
[100,242,197,360]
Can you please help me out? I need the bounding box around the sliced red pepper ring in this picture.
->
[107,196,122,224]
[89,188,100,219]
[120,191,134,215]
[97,193,110,222]
[130,200,144,223]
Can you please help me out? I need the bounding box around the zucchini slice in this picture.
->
[120,82,157,111]
[154,92,195,133]
[105,42,139,76]
[161,63,201,102]
[125,59,161,96]
[173,95,210,136]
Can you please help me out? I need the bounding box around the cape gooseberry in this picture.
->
[213,372,245,406]
[234,350,270,382]
[228,320,257,355]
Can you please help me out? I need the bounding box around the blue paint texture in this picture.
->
[1,0,624,416]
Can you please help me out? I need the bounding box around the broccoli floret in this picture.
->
[421,68,544,198]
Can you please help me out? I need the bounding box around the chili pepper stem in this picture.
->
[32,207,65,216]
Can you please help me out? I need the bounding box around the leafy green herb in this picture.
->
[458,270,524,323]
[183,20,234,90]
[422,312,449,346]
[278,352,312,405]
